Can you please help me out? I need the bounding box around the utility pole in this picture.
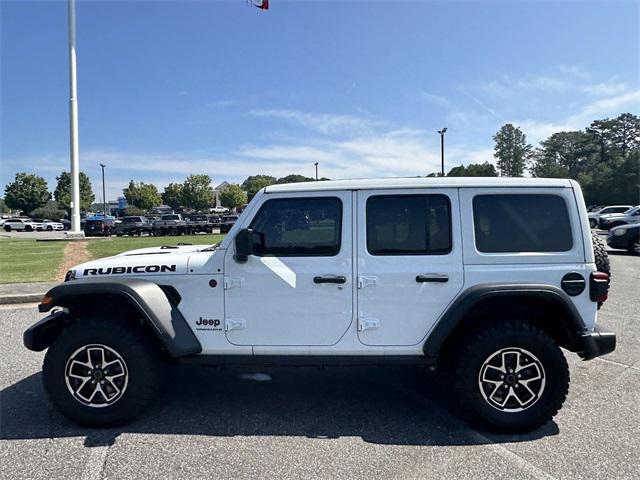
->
[68,0,82,235]
[314,162,319,180]
[437,127,447,176]
[100,164,107,216]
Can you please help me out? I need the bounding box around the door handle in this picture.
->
[416,274,449,283]
[314,275,347,284]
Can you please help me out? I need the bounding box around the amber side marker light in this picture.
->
[40,295,53,306]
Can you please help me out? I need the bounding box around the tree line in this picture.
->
[3,113,637,215]
[445,112,639,205]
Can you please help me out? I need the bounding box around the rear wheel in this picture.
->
[629,238,640,256]
[453,320,569,433]
[589,219,597,228]
[47,226,53,231]
[43,317,162,427]
[4,225,10,232]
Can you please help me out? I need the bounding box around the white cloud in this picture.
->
[419,92,451,109]
[248,109,383,135]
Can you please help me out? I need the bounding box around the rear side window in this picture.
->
[250,197,342,256]
[366,195,452,255]
[473,194,573,253]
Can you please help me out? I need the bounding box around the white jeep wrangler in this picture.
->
[24,177,615,432]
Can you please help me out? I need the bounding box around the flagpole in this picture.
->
[68,0,83,235]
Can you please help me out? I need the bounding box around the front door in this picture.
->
[224,192,353,346]
[356,189,464,346]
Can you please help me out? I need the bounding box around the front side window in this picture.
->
[366,194,452,255]
[249,197,342,256]
[473,194,573,253]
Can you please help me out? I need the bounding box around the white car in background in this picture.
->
[41,219,65,231]
[3,218,43,232]
[587,205,632,228]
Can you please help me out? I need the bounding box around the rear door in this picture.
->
[356,189,464,346]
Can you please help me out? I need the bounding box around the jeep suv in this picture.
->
[24,178,614,432]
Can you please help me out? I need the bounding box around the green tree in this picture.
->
[4,172,51,213]
[219,183,248,210]
[30,201,66,220]
[529,131,590,178]
[276,174,315,184]
[123,180,162,210]
[180,174,215,210]
[122,205,146,216]
[53,171,95,213]
[493,124,532,177]
[242,175,276,200]
[447,162,497,177]
[0,198,9,214]
[162,182,183,209]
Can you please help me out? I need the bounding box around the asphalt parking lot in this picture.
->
[1,239,638,479]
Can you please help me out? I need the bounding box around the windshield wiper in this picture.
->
[200,243,219,252]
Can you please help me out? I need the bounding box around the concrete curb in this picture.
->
[0,293,45,305]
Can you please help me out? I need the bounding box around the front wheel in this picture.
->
[628,238,640,256]
[4,225,10,232]
[43,317,162,427]
[589,219,597,228]
[453,320,569,433]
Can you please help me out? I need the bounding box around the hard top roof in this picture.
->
[264,177,573,193]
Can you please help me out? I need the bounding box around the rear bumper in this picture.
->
[577,326,616,360]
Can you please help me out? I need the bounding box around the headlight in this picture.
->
[613,228,627,237]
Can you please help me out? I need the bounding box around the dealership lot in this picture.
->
[1,243,638,479]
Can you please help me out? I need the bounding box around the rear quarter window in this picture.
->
[473,194,573,253]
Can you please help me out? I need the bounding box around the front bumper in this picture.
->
[577,326,616,360]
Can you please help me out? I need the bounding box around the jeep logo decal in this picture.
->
[83,265,177,275]
[195,317,222,331]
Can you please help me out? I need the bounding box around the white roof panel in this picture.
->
[264,177,573,193]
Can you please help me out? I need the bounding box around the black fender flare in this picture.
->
[422,284,587,358]
[25,278,201,357]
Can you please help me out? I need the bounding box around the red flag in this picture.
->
[252,0,269,10]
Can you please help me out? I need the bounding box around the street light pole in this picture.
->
[100,164,107,216]
[314,162,319,180]
[68,0,82,234]
[437,127,447,176]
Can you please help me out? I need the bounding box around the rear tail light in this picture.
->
[589,271,609,303]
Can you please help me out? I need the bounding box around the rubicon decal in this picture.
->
[83,265,177,275]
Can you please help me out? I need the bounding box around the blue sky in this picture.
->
[1,0,639,200]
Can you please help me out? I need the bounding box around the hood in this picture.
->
[114,244,211,256]
[68,244,217,280]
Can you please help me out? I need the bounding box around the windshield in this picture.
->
[162,215,180,220]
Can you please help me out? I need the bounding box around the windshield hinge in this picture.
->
[225,318,246,331]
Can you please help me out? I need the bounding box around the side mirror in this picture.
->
[234,228,255,262]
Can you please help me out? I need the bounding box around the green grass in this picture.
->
[86,234,226,260]
[0,239,67,284]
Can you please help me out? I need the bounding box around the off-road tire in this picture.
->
[453,320,569,433]
[43,317,162,427]
[592,232,610,275]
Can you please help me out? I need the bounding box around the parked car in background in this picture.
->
[153,214,188,236]
[220,214,239,233]
[598,205,640,230]
[3,218,43,232]
[607,223,640,255]
[115,216,153,237]
[587,205,632,228]
[60,218,87,230]
[210,206,229,214]
[185,214,214,234]
[41,219,65,231]
[84,218,116,237]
